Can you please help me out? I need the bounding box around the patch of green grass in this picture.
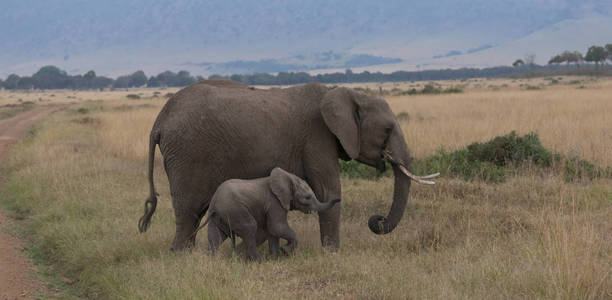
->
[340,131,609,183]
[339,160,391,179]
[412,131,608,183]
[0,101,35,120]
[396,84,463,96]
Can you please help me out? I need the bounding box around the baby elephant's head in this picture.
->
[269,167,340,214]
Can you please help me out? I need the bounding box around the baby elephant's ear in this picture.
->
[269,167,292,211]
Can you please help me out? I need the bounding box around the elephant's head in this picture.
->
[321,87,435,235]
[270,167,340,214]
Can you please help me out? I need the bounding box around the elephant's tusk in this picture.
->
[398,164,437,185]
[383,150,439,185]
[415,173,440,179]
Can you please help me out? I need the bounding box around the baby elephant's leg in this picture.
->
[269,222,298,256]
[268,235,281,257]
[207,219,228,255]
[232,217,262,262]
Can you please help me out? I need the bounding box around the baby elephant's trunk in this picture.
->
[316,199,341,212]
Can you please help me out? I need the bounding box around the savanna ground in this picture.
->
[0,76,610,299]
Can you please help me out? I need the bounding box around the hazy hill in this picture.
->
[1,0,611,77]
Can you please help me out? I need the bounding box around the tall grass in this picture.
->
[1,80,611,298]
[389,80,612,167]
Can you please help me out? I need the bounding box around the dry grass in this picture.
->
[1,78,611,299]
[0,88,180,107]
[386,81,612,167]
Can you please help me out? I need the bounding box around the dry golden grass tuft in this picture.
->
[1,78,611,299]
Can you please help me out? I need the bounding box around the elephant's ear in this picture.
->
[269,167,292,211]
[320,88,360,159]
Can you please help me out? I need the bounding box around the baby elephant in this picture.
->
[196,167,339,262]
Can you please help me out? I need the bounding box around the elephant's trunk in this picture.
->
[368,126,413,234]
[316,199,341,212]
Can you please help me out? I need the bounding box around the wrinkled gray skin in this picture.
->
[199,167,340,262]
[138,79,413,252]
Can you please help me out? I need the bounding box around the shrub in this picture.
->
[421,84,438,94]
[126,94,140,99]
[414,132,560,183]
[340,131,609,183]
[465,131,556,167]
[339,160,391,179]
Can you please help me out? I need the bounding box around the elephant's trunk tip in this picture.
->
[138,194,158,233]
[368,215,392,234]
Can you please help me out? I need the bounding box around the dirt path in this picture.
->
[0,106,59,300]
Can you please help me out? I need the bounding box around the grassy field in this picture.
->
[1,77,611,299]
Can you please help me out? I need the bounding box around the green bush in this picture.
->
[465,131,556,167]
[563,157,612,182]
[339,160,391,179]
[126,94,140,99]
[413,148,506,183]
[339,131,609,183]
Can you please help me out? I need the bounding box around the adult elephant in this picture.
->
[138,80,437,251]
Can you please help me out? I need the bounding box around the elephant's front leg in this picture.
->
[303,153,342,250]
[268,214,298,255]
[274,226,298,255]
[318,201,341,250]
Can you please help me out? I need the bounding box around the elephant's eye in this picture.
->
[306,195,312,200]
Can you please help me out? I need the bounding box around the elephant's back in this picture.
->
[160,82,289,119]
[154,83,300,174]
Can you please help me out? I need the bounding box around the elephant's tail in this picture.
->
[190,211,215,239]
[138,131,160,233]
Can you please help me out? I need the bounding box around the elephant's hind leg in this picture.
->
[232,217,262,262]
[170,194,211,252]
[207,219,228,255]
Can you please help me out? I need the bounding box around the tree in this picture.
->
[84,70,96,80]
[147,76,160,87]
[3,74,21,90]
[512,59,524,67]
[16,76,34,90]
[553,50,584,67]
[568,51,584,67]
[585,45,606,67]
[606,44,612,63]
[130,71,147,87]
[113,70,147,88]
[113,75,131,88]
[32,65,69,89]
[548,54,563,65]
[175,70,195,86]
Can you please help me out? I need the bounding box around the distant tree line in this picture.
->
[211,64,612,85]
[1,42,611,90]
[0,66,204,90]
[547,44,612,67]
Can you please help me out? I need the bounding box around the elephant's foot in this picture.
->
[246,251,263,263]
[320,234,340,252]
[319,203,341,251]
[170,238,196,252]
